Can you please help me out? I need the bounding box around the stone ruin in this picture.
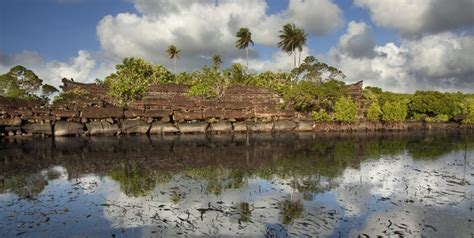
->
[0,79,370,136]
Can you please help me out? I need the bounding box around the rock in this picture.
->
[51,109,78,118]
[233,122,248,132]
[22,123,53,135]
[120,119,150,134]
[106,118,114,124]
[173,110,203,121]
[248,122,273,132]
[86,121,119,135]
[124,109,144,118]
[0,117,22,126]
[150,121,178,134]
[209,121,233,133]
[81,106,124,119]
[54,121,84,136]
[295,121,314,131]
[273,120,297,132]
[178,122,208,134]
[8,131,14,136]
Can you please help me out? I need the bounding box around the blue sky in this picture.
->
[0,0,472,92]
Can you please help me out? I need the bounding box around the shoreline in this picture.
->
[1,119,472,137]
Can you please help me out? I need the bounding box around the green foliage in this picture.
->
[408,91,464,119]
[211,55,222,70]
[246,71,291,93]
[52,88,91,106]
[104,58,173,105]
[311,109,332,122]
[424,114,449,123]
[382,101,407,122]
[291,56,345,83]
[188,66,227,99]
[366,102,382,121]
[462,99,474,124]
[334,97,357,123]
[0,65,43,99]
[283,79,347,112]
[41,84,59,97]
[223,63,249,84]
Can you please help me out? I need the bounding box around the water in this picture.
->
[0,132,473,237]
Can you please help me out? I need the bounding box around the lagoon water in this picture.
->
[0,132,473,237]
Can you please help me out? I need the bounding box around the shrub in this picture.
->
[104,58,173,105]
[382,101,407,122]
[334,97,357,123]
[366,102,382,121]
[408,91,464,119]
[462,100,474,125]
[311,109,332,122]
[188,66,228,99]
[425,114,449,123]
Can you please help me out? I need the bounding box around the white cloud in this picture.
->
[236,46,311,72]
[96,0,343,71]
[338,21,376,58]
[355,0,474,35]
[328,23,474,92]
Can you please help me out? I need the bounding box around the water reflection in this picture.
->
[0,132,473,237]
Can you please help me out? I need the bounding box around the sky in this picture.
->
[0,0,473,93]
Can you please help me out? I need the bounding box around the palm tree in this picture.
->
[212,54,222,70]
[235,27,254,68]
[295,28,308,66]
[278,23,299,68]
[166,45,181,73]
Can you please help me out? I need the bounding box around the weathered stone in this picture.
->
[51,109,79,118]
[248,122,273,132]
[32,108,51,115]
[0,117,22,126]
[254,110,279,119]
[273,120,297,131]
[144,109,170,118]
[5,126,21,132]
[173,110,203,121]
[121,120,150,134]
[209,121,232,133]
[81,106,124,119]
[150,121,178,134]
[233,122,248,132]
[54,121,84,136]
[178,122,208,134]
[224,110,252,120]
[295,121,314,131]
[22,123,52,135]
[203,108,225,119]
[86,121,119,135]
[124,109,144,118]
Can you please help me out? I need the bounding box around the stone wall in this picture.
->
[3,79,468,137]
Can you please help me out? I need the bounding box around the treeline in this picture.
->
[1,56,473,124]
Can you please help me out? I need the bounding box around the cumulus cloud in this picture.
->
[328,29,474,92]
[235,46,311,72]
[355,0,474,35]
[96,0,343,71]
[0,50,111,88]
[338,21,376,58]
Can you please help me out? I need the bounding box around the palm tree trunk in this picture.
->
[246,47,249,69]
[293,50,296,68]
[174,58,177,74]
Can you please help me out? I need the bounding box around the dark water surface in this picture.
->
[0,132,473,237]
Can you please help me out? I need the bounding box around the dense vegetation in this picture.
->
[0,65,58,99]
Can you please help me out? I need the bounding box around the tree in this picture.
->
[278,23,299,68]
[408,91,464,119]
[235,27,254,68]
[166,45,181,73]
[212,55,222,70]
[382,101,407,122]
[334,97,357,123]
[295,28,308,66]
[41,84,59,98]
[291,56,345,83]
[366,102,382,121]
[104,57,173,105]
[0,65,43,99]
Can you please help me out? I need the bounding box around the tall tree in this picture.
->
[0,65,43,99]
[235,27,254,68]
[295,28,308,66]
[212,54,222,70]
[166,45,181,73]
[278,23,299,68]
